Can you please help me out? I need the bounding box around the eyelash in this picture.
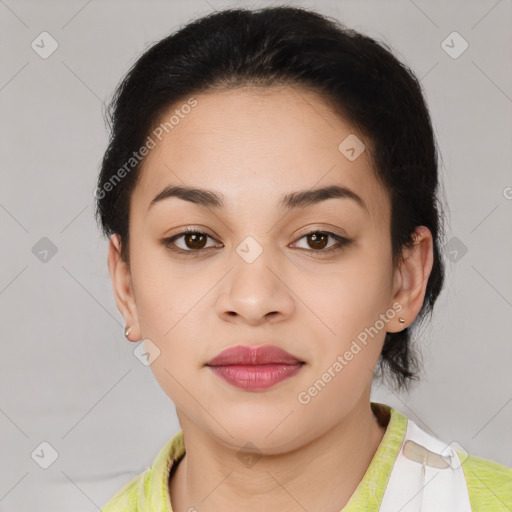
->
[161,227,353,257]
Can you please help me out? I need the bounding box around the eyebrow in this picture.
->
[147,184,368,213]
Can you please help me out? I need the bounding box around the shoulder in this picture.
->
[100,469,149,511]
[459,451,512,511]
[100,430,184,511]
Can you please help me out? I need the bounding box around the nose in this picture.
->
[215,245,295,326]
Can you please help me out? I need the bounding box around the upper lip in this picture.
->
[206,344,304,366]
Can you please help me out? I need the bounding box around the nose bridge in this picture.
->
[216,233,294,323]
[231,233,279,294]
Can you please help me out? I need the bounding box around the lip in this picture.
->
[205,344,305,391]
[206,344,303,366]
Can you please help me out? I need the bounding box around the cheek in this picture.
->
[131,239,194,316]
[300,248,392,374]
[133,260,208,406]
[308,259,391,333]
[129,245,207,365]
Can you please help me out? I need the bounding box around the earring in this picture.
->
[399,318,405,327]
[124,325,132,337]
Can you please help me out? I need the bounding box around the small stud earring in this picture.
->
[124,326,132,337]
[399,317,405,328]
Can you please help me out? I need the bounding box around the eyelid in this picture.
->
[290,230,351,254]
[294,224,348,239]
[162,226,352,256]
[163,227,222,251]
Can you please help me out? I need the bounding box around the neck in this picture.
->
[169,395,388,512]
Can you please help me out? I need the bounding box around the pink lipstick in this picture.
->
[205,344,304,391]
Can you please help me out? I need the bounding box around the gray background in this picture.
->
[0,0,511,510]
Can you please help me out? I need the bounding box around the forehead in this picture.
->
[133,86,389,223]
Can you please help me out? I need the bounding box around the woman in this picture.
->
[95,6,511,511]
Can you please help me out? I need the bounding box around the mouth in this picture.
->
[205,344,305,391]
[205,344,304,366]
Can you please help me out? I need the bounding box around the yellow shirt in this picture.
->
[101,402,512,511]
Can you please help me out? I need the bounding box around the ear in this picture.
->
[389,226,434,333]
[107,234,140,342]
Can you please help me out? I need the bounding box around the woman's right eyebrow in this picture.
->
[147,184,368,214]
[148,184,223,212]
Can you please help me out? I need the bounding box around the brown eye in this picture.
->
[291,230,352,254]
[183,232,207,250]
[306,232,329,250]
[163,229,221,253]
[163,228,351,257]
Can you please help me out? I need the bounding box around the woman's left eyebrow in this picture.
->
[147,184,368,213]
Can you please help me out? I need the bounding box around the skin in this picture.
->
[108,85,434,512]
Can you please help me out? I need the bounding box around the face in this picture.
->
[109,85,419,453]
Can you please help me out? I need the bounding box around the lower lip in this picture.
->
[207,363,304,391]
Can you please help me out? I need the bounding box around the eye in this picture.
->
[162,228,222,254]
[162,228,352,256]
[291,230,352,254]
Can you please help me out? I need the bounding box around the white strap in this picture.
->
[379,418,472,511]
